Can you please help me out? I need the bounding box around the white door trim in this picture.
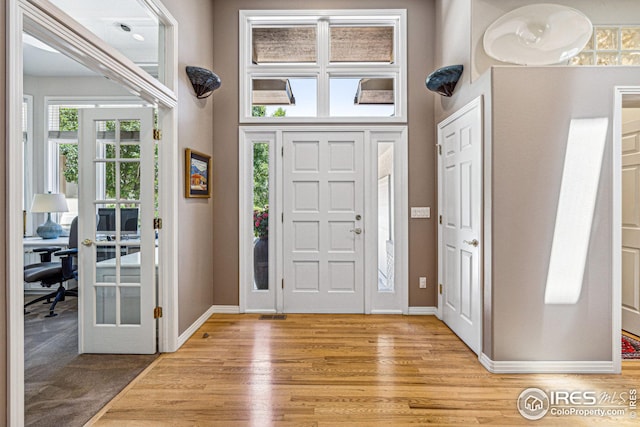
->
[239,126,408,315]
[611,86,637,374]
[6,0,180,424]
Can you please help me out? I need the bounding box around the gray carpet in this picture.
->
[25,292,158,427]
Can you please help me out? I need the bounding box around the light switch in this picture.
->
[411,207,431,218]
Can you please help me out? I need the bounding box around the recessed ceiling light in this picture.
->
[132,33,145,42]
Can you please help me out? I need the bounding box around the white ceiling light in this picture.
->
[132,33,145,42]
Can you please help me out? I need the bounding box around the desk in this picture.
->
[95,247,159,282]
[23,236,69,292]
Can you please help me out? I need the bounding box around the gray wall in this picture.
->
[161,0,216,334]
[489,66,637,361]
[211,0,438,307]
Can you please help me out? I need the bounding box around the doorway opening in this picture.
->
[618,90,640,366]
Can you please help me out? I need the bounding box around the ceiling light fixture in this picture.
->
[117,22,132,32]
[132,33,145,42]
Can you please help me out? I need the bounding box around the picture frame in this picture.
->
[185,148,212,198]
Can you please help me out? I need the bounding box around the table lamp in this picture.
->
[31,192,69,239]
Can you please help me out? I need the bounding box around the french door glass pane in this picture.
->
[96,286,117,325]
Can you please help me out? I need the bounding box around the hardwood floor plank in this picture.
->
[89,315,640,426]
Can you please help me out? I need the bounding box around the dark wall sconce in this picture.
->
[425,65,463,97]
[186,66,221,99]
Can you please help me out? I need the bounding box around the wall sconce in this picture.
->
[186,66,221,99]
[425,65,463,97]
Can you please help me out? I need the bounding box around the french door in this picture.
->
[283,132,365,313]
[78,107,156,354]
[438,98,483,355]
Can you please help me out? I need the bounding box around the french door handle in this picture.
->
[350,228,362,235]
[463,239,479,247]
[81,239,94,247]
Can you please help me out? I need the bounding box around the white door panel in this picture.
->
[79,107,156,354]
[622,120,640,336]
[438,98,482,355]
[284,132,364,313]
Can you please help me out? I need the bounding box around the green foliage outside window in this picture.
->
[251,106,286,210]
[56,108,148,201]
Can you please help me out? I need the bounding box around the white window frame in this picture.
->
[239,9,407,124]
[23,95,34,235]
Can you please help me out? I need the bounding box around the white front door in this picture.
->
[622,119,640,337]
[438,98,482,354]
[283,132,364,313]
[78,107,156,354]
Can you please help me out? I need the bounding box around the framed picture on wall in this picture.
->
[185,148,212,198]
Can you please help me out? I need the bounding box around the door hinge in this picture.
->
[436,144,442,155]
[281,279,284,289]
[439,284,443,295]
[281,213,284,223]
[154,306,163,318]
[153,129,162,140]
[281,147,284,156]
[439,215,443,225]
[154,218,163,230]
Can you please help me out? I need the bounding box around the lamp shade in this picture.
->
[31,193,69,213]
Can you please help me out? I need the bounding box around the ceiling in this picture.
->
[24,0,159,78]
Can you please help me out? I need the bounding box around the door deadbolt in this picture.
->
[355,214,362,220]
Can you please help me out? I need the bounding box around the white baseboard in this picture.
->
[211,305,241,314]
[371,309,404,315]
[408,306,438,315]
[479,353,616,374]
[176,305,218,348]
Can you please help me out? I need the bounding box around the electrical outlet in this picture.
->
[419,277,427,288]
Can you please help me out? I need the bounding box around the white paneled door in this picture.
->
[79,107,156,354]
[622,119,640,337]
[438,98,482,354]
[283,132,364,313]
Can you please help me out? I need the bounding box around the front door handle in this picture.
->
[350,228,362,235]
[81,238,94,247]
[463,239,479,247]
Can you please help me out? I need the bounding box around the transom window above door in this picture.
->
[240,10,407,123]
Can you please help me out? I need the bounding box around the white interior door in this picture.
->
[283,131,364,313]
[79,107,156,354]
[622,119,640,337]
[438,98,482,354]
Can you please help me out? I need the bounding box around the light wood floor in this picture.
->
[90,315,640,426]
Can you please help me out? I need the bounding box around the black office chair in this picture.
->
[24,217,78,317]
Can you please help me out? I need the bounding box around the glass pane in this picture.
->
[120,287,141,325]
[596,52,619,65]
[622,28,640,50]
[621,52,640,65]
[96,286,117,325]
[252,78,317,117]
[48,0,164,81]
[330,26,394,63]
[596,28,618,50]
[120,144,141,159]
[570,51,594,65]
[252,26,316,63]
[330,78,395,117]
[119,205,140,238]
[119,119,141,142]
[96,120,116,160]
[120,162,141,201]
[96,203,116,243]
[253,142,269,291]
[378,143,394,292]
